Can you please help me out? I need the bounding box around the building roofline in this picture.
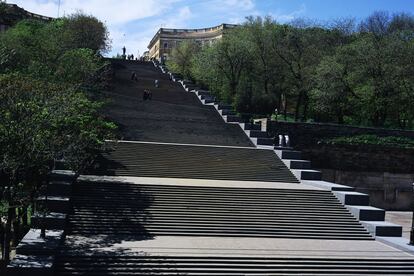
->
[2,3,54,22]
[147,23,238,49]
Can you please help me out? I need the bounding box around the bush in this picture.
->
[322,134,414,149]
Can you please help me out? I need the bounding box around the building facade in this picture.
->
[147,23,237,61]
[0,3,53,33]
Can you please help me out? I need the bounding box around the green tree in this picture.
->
[60,12,110,54]
[167,40,200,79]
[0,11,114,265]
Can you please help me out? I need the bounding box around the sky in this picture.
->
[8,0,414,57]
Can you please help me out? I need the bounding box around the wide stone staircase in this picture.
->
[66,181,371,240]
[91,141,298,183]
[37,60,414,275]
[104,60,252,147]
[55,255,414,275]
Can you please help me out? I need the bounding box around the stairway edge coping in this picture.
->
[105,139,261,151]
[77,175,323,191]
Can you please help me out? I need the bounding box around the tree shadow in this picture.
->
[54,178,186,275]
[86,144,126,176]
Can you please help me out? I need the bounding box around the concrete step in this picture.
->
[216,103,232,110]
[219,109,236,116]
[15,229,64,256]
[224,115,242,123]
[92,142,299,183]
[301,181,355,191]
[248,130,268,138]
[49,170,76,182]
[292,169,322,181]
[333,191,370,206]
[47,180,72,197]
[202,98,215,104]
[285,160,312,170]
[274,146,293,150]
[256,137,274,146]
[361,221,403,237]
[275,150,302,160]
[242,122,261,131]
[36,196,70,213]
[54,255,414,275]
[67,182,372,240]
[200,94,215,100]
[346,205,386,221]
[7,255,54,276]
[32,212,67,230]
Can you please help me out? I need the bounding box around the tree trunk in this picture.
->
[302,92,309,122]
[295,90,304,121]
[3,206,13,265]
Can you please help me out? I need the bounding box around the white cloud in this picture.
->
[271,4,307,23]
[223,0,254,11]
[162,6,193,28]
[10,0,178,24]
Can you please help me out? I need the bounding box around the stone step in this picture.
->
[248,130,268,138]
[7,255,54,276]
[242,122,261,131]
[361,221,403,237]
[285,159,312,170]
[54,255,414,275]
[32,212,67,230]
[224,115,242,123]
[15,229,64,256]
[256,137,274,146]
[219,109,236,116]
[216,103,232,110]
[66,182,371,240]
[200,94,214,101]
[36,196,70,213]
[196,90,211,97]
[275,150,302,160]
[346,205,385,221]
[292,169,322,181]
[202,98,215,104]
[301,181,355,191]
[47,180,72,197]
[274,146,294,150]
[49,170,76,182]
[333,191,370,206]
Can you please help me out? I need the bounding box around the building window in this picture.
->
[163,42,168,49]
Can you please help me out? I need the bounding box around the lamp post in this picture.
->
[57,0,61,18]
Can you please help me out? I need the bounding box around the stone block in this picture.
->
[334,191,370,206]
[255,137,274,146]
[275,150,302,160]
[286,160,311,169]
[346,205,385,221]
[36,196,70,213]
[16,229,64,256]
[7,254,54,276]
[292,169,322,181]
[47,180,72,197]
[361,221,403,237]
[32,212,67,230]
[301,180,354,191]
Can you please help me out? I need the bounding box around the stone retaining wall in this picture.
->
[267,121,414,210]
[268,121,414,173]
